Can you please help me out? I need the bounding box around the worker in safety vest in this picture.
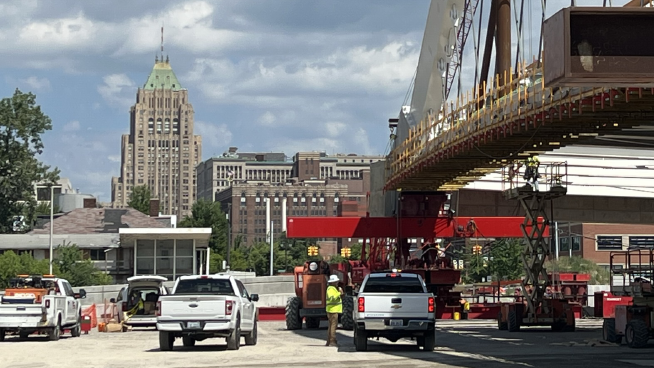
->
[325,274,343,347]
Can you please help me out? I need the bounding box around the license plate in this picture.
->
[389,319,403,327]
[187,322,201,329]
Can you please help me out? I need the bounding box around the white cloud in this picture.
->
[107,155,121,163]
[258,111,276,126]
[63,120,80,132]
[194,121,233,155]
[21,76,51,92]
[97,73,135,110]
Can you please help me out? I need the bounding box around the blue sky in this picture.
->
[1,0,630,201]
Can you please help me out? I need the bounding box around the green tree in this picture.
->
[0,89,60,233]
[54,243,112,287]
[127,185,152,215]
[545,255,609,285]
[0,251,52,288]
[178,200,228,254]
[35,201,60,216]
[488,238,524,281]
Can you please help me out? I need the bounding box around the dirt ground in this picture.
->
[0,319,653,368]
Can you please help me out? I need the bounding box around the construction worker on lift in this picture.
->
[523,155,540,191]
[325,275,343,347]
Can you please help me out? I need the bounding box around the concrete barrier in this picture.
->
[68,274,295,309]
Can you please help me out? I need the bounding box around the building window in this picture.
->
[597,236,623,250]
[571,236,581,251]
[629,236,654,249]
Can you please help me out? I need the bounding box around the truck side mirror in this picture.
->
[75,289,87,299]
[250,294,259,302]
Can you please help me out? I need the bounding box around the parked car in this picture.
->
[353,271,436,351]
[156,274,259,351]
[0,275,86,341]
[111,275,169,327]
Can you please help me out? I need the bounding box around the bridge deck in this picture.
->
[386,65,654,191]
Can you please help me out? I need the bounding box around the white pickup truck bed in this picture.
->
[353,272,436,351]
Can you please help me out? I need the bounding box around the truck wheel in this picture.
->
[341,296,354,331]
[19,331,30,340]
[497,312,507,330]
[422,330,436,351]
[0,329,4,342]
[306,317,320,329]
[182,336,196,347]
[285,296,302,330]
[71,315,82,337]
[245,320,258,346]
[603,318,622,344]
[227,317,241,350]
[49,319,61,341]
[159,331,174,351]
[354,327,367,352]
[507,310,520,332]
[626,319,649,348]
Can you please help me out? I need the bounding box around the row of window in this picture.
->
[550,235,654,252]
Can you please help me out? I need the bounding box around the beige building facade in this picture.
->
[111,56,201,218]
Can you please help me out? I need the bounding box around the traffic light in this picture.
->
[341,247,351,257]
[308,245,319,256]
[472,245,482,255]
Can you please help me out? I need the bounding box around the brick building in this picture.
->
[201,149,384,249]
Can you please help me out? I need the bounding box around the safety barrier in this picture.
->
[82,304,98,328]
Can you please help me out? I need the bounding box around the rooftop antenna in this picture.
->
[160,24,164,61]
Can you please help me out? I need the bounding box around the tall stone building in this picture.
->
[111,56,202,219]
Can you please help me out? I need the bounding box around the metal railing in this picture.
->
[386,60,624,189]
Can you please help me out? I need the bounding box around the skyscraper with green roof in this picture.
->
[111,55,202,219]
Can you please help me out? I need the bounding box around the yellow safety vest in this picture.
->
[326,285,342,314]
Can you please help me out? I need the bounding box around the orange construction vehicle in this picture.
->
[285,260,354,330]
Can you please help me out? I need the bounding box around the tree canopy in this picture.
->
[460,238,524,283]
[127,185,152,215]
[54,243,112,287]
[0,89,59,233]
[545,255,610,285]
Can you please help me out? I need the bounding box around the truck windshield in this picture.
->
[362,276,425,293]
[175,279,235,296]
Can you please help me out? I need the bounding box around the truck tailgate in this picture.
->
[361,293,432,318]
[0,304,44,326]
[158,295,227,320]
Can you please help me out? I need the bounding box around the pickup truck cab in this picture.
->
[156,274,259,351]
[353,271,436,351]
[0,275,86,341]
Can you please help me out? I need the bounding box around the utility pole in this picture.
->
[226,202,231,271]
[269,220,274,276]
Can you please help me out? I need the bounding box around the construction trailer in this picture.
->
[603,248,654,348]
[286,191,541,320]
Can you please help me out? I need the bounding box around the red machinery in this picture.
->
[601,247,654,348]
[286,191,542,320]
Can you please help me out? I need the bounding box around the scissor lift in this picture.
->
[497,161,575,331]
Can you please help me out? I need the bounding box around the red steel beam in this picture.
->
[286,216,547,239]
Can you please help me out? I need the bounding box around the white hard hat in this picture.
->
[328,275,340,283]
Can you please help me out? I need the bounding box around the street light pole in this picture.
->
[36,184,62,275]
[49,185,54,274]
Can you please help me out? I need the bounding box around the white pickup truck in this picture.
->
[353,271,436,351]
[156,274,259,351]
[0,275,86,341]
